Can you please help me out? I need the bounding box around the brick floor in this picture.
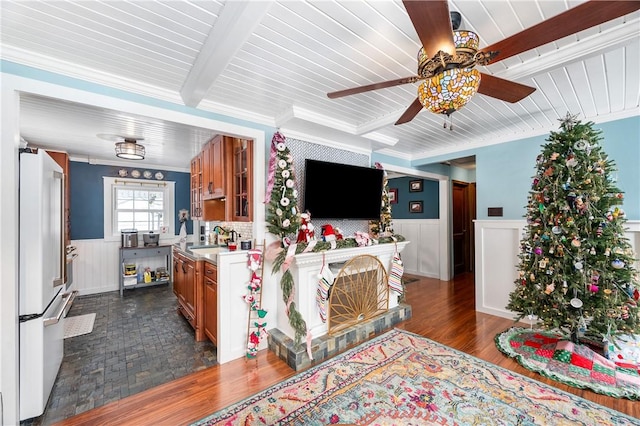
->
[24,285,217,426]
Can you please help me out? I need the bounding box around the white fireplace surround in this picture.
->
[275,241,409,341]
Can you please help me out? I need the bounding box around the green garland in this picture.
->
[271,235,407,274]
[265,132,307,347]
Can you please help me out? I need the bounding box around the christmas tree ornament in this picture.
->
[578,316,588,336]
[545,283,555,294]
[534,247,543,256]
[611,259,625,269]
[570,298,583,308]
[574,261,583,270]
[571,237,581,248]
[575,140,589,150]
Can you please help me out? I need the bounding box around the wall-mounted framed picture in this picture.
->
[409,179,423,192]
[409,201,423,213]
[389,188,398,204]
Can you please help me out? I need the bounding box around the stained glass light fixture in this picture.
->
[418,68,481,116]
[416,30,488,117]
[115,139,145,160]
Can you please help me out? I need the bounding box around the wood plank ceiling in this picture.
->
[1,0,639,170]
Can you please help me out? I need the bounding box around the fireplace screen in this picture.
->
[327,254,389,335]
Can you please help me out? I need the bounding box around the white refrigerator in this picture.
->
[19,148,72,421]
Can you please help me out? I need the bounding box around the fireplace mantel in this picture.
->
[275,241,410,341]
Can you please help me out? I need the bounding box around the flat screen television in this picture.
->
[303,159,384,220]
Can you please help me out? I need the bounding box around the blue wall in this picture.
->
[475,116,640,220]
[388,177,439,219]
[69,161,191,240]
[405,116,639,221]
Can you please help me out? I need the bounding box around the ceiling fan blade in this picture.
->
[395,98,423,125]
[403,0,455,56]
[478,74,536,103]
[327,76,420,99]
[481,1,640,64]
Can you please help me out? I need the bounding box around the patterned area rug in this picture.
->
[495,327,640,400]
[193,328,637,425]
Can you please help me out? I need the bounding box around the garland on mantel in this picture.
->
[270,234,407,273]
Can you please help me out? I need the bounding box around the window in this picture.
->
[104,177,175,241]
[114,187,164,232]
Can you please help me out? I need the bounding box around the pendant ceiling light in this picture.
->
[418,68,481,116]
[416,30,484,117]
[115,138,145,160]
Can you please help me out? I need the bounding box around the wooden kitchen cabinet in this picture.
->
[190,153,203,219]
[172,254,182,298]
[203,262,218,345]
[191,138,225,221]
[190,134,252,222]
[172,249,197,329]
[202,135,225,200]
[229,138,253,222]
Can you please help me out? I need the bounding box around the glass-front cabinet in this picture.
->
[231,138,253,222]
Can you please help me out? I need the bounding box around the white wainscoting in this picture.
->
[69,237,181,295]
[393,219,441,279]
[475,220,640,320]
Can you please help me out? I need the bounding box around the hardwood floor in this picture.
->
[54,273,640,425]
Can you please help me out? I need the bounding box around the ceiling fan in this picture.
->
[327,0,640,125]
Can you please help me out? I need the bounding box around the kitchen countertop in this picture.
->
[173,243,250,264]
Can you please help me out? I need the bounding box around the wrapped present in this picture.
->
[605,334,640,364]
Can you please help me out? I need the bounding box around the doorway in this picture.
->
[452,181,476,275]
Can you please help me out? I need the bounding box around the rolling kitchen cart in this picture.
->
[119,245,172,296]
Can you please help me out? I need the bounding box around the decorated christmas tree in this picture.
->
[507,114,640,342]
[369,162,393,238]
[265,132,300,243]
